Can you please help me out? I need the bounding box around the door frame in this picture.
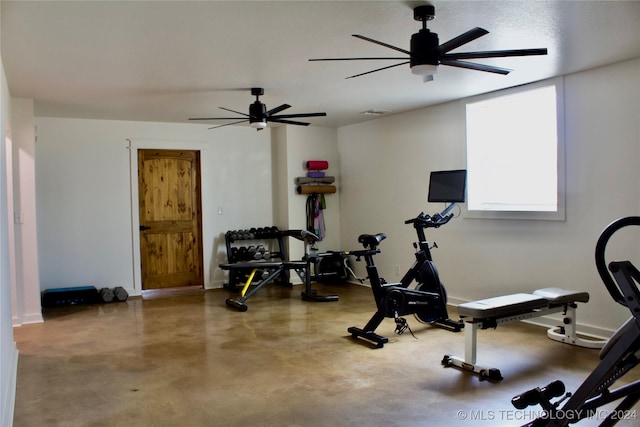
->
[128,138,210,295]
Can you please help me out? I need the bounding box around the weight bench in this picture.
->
[220,229,339,311]
[442,287,607,381]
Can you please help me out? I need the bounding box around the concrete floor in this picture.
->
[12,282,640,427]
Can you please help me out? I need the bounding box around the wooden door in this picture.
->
[138,149,204,290]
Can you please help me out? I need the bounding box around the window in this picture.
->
[465,78,565,220]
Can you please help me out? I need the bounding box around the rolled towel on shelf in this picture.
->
[306,171,326,178]
[295,176,336,185]
[296,184,337,195]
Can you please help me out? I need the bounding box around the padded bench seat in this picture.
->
[458,293,548,319]
[533,287,589,305]
[220,261,307,270]
[458,288,590,320]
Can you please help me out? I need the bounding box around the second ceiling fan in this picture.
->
[189,88,327,130]
[310,4,548,82]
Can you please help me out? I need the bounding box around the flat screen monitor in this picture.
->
[428,169,467,203]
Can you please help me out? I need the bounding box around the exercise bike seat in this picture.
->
[358,233,386,248]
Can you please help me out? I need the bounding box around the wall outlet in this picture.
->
[395,265,401,276]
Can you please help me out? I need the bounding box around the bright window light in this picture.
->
[465,78,565,220]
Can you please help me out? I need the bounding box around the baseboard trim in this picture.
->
[2,342,18,427]
[12,312,43,327]
[20,313,43,325]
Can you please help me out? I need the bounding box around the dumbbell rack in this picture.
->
[223,227,290,291]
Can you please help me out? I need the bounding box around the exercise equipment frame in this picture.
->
[443,288,605,381]
[347,204,463,348]
[220,229,338,311]
[511,216,640,426]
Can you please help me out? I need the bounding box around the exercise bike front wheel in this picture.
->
[414,282,447,324]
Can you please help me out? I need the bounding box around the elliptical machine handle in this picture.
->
[595,216,640,307]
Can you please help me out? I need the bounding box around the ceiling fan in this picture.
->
[189,88,327,130]
[309,4,548,82]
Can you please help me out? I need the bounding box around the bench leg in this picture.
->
[293,266,339,303]
[546,305,607,349]
[465,321,478,364]
[225,267,285,311]
[442,322,503,381]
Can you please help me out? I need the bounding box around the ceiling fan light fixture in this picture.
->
[250,120,267,129]
[411,63,438,76]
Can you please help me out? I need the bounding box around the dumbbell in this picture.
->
[113,286,129,302]
[237,246,248,260]
[251,245,266,259]
[230,247,239,260]
[99,287,114,303]
[246,246,257,259]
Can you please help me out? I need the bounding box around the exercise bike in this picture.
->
[511,216,640,426]
[347,203,463,348]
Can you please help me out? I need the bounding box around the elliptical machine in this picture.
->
[347,170,466,348]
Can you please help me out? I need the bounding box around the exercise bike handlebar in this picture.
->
[404,211,454,228]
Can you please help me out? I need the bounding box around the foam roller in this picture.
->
[305,160,329,170]
[296,185,337,194]
[294,176,335,185]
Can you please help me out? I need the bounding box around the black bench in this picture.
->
[220,229,338,311]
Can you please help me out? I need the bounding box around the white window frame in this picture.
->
[463,77,566,221]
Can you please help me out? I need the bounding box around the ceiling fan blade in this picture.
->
[271,112,327,119]
[309,56,408,61]
[440,59,511,75]
[189,117,247,121]
[346,61,410,79]
[219,106,250,117]
[352,34,411,55]
[207,119,250,130]
[269,118,310,126]
[437,27,489,54]
[442,48,548,60]
[266,104,291,116]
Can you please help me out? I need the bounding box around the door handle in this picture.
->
[139,225,151,231]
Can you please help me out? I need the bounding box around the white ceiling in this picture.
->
[2,0,640,129]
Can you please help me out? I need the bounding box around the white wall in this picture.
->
[11,98,42,326]
[34,118,273,293]
[271,126,340,281]
[338,58,640,336]
[273,125,341,253]
[1,54,19,427]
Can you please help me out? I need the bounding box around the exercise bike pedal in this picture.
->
[395,317,409,335]
[394,315,417,339]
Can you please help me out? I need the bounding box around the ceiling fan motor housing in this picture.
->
[410,29,439,69]
[249,101,267,123]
